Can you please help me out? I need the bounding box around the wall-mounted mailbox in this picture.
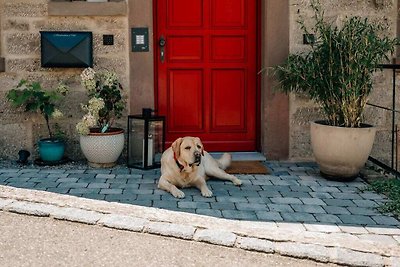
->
[131,27,149,52]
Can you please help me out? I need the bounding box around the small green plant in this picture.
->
[6,80,69,139]
[272,0,398,127]
[365,179,400,218]
[76,68,125,135]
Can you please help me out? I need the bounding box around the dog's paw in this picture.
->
[233,178,243,186]
[172,189,185,199]
[201,188,213,198]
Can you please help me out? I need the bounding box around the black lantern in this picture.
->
[127,109,165,169]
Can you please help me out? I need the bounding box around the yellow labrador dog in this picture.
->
[158,137,242,198]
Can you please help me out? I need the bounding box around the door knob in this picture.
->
[159,36,166,63]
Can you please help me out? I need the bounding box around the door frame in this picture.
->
[152,0,262,151]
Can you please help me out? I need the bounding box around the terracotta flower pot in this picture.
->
[79,128,124,168]
[310,121,376,180]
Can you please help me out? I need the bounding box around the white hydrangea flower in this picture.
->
[51,109,63,119]
[76,121,90,136]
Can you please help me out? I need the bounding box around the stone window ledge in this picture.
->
[48,1,127,16]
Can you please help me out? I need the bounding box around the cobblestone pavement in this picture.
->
[0,161,398,227]
[1,161,400,266]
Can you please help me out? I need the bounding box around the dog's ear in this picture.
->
[171,138,183,158]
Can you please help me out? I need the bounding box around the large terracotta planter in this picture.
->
[80,128,124,168]
[310,121,376,180]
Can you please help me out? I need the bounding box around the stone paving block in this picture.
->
[46,187,69,194]
[47,173,69,179]
[110,183,139,189]
[145,222,195,240]
[136,194,161,201]
[358,234,399,246]
[365,226,400,235]
[246,197,271,204]
[0,198,14,209]
[194,229,237,247]
[310,186,341,193]
[235,203,267,211]
[7,182,37,189]
[303,223,341,233]
[57,182,88,188]
[323,199,356,207]
[290,204,326,214]
[0,169,20,173]
[85,169,111,174]
[192,195,217,202]
[329,247,385,267]
[270,197,302,205]
[228,190,260,197]
[127,200,153,207]
[300,198,326,206]
[338,214,377,226]
[215,196,248,203]
[237,237,274,253]
[275,242,330,263]
[221,210,258,220]
[6,177,31,183]
[87,183,110,189]
[210,202,236,210]
[280,191,311,199]
[268,204,294,213]
[196,209,223,218]
[347,207,380,216]
[107,179,128,184]
[314,214,342,224]
[289,185,312,192]
[261,185,291,192]
[256,211,283,221]
[18,169,40,173]
[371,216,400,226]
[353,199,379,208]
[34,182,60,188]
[323,206,351,215]
[359,192,385,200]
[81,194,106,200]
[67,174,96,180]
[95,174,115,179]
[298,180,320,187]
[69,188,100,195]
[298,175,320,181]
[139,183,157,190]
[280,212,317,222]
[279,175,300,180]
[338,186,359,193]
[51,207,103,225]
[310,192,333,199]
[251,179,272,186]
[99,188,123,195]
[331,192,363,200]
[65,170,86,174]
[258,191,282,198]
[178,201,211,209]
[56,178,79,183]
[338,225,369,234]
[98,214,149,232]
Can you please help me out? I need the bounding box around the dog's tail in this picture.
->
[217,153,232,170]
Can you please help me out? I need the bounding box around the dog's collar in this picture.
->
[173,153,184,172]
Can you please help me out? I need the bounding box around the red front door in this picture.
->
[155,0,257,151]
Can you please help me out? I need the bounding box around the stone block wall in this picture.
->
[287,0,398,163]
[0,0,129,160]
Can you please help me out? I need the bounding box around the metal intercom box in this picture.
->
[131,27,149,52]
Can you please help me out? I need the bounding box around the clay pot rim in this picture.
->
[88,128,124,136]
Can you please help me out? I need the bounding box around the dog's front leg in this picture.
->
[193,178,213,197]
[158,176,185,198]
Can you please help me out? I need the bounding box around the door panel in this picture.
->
[156,0,257,151]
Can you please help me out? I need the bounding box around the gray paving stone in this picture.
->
[178,201,211,209]
[290,204,326,214]
[235,203,268,211]
[280,212,316,222]
[371,215,400,226]
[7,182,37,189]
[67,174,96,179]
[228,190,259,197]
[81,194,106,200]
[251,179,272,186]
[136,194,161,201]
[338,214,377,226]
[338,186,359,193]
[109,183,139,189]
[6,201,57,217]
[261,185,291,192]
[268,204,294,213]
[310,186,341,193]
[246,197,271,204]
[289,185,312,192]
[258,191,282,198]
[353,199,379,208]
[221,210,257,220]
[34,182,60,188]
[298,180,320,187]
[95,174,115,179]
[194,229,237,247]
[359,192,385,200]
[347,207,380,216]
[100,188,123,194]
[87,183,110,189]
[314,214,342,224]
[300,198,326,206]
[215,196,248,203]
[46,187,70,194]
[145,222,195,240]
[99,214,149,232]
[330,192,363,200]
[237,237,274,253]
[69,188,100,195]
[323,199,356,207]
[210,202,236,210]
[280,191,311,198]
[309,192,333,199]
[270,197,302,205]
[323,206,351,215]
[196,209,223,217]
[57,182,88,188]
[256,211,283,221]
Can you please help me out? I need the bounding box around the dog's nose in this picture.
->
[194,151,201,158]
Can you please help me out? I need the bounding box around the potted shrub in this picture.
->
[76,67,125,167]
[6,80,69,163]
[272,0,398,179]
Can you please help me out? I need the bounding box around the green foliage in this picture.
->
[272,0,398,127]
[6,79,68,138]
[365,179,400,218]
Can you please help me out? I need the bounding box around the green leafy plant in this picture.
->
[365,179,400,218]
[272,0,398,127]
[6,80,69,139]
[76,68,125,135]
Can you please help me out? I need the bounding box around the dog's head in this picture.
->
[171,136,204,172]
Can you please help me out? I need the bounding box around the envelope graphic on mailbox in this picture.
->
[41,31,93,68]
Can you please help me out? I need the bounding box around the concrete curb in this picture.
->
[0,185,399,267]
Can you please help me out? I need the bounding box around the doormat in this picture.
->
[225,161,270,174]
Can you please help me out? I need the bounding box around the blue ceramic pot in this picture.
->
[38,138,65,162]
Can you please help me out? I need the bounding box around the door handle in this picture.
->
[159,36,166,63]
